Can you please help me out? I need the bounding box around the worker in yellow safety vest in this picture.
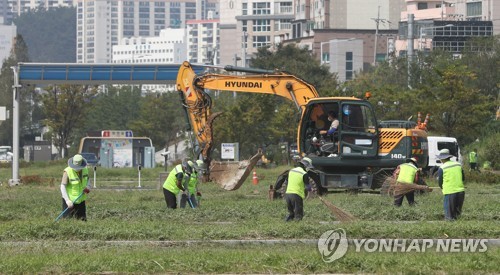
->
[60,154,91,220]
[393,157,419,207]
[285,157,314,221]
[180,160,203,208]
[163,160,191,209]
[437,149,465,220]
[469,148,478,171]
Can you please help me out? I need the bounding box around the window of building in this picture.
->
[253,35,270,48]
[275,19,291,30]
[242,20,248,32]
[278,2,292,14]
[345,52,353,80]
[242,3,248,15]
[466,2,482,17]
[253,19,271,32]
[417,3,428,10]
[253,2,271,15]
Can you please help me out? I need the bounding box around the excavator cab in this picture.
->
[298,98,381,189]
[299,98,379,159]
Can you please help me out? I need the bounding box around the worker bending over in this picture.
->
[285,157,314,221]
[163,160,191,209]
[393,157,420,207]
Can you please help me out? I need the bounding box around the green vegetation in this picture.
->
[0,164,499,273]
[14,7,76,63]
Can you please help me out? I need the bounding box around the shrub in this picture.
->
[20,175,57,186]
[20,175,43,185]
[464,170,500,184]
[480,132,500,170]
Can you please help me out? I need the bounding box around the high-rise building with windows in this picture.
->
[76,0,218,63]
[396,0,497,56]
[0,0,13,25]
[219,0,294,66]
[186,18,219,64]
[112,28,187,93]
[293,0,404,39]
[0,17,16,67]
[8,0,75,16]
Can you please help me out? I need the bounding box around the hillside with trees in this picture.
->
[13,7,76,62]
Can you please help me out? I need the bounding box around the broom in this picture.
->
[391,184,438,197]
[318,196,357,222]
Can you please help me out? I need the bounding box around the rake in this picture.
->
[318,196,357,222]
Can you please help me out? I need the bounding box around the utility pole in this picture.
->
[371,6,390,65]
[407,14,414,89]
[441,0,444,20]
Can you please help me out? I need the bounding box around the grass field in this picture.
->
[0,164,499,273]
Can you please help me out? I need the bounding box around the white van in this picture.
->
[426,136,461,175]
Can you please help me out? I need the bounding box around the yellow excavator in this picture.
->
[176,61,428,191]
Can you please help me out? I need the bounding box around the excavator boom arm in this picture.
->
[176,61,319,189]
[194,73,319,109]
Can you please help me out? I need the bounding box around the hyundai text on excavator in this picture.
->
[176,61,428,191]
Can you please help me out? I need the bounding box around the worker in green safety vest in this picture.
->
[59,154,91,220]
[162,160,191,209]
[285,157,314,221]
[469,148,478,171]
[436,149,465,220]
[393,158,419,207]
[180,160,203,208]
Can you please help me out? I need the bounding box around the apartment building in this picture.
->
[76,0,218,63]
[293,0,405,39]
[453,0,499,34]
[218,0,295,66]
[0,0,13,25]
[402,0,498,29]
[0,17,16,67]
[186,18,219,64]
[112,28,187,93]
[9,0,75,16]
[397,0,496,56]
[288,0,402,81]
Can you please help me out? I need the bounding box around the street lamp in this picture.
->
[419,24,453,51]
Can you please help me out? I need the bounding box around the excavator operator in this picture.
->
[319,111,339,141]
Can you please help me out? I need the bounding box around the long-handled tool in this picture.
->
[318,196,357,222]
[391,184,438,197]
[186,191,195,208]
[55,192,84,222]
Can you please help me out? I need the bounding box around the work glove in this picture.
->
[65,200,74,209]
[83,188,90,194]
[196,192,202,197]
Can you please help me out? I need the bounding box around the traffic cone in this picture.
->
[252,170,259,185]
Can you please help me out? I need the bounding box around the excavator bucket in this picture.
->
[208,151,263,190]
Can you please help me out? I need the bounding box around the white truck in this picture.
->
[0,146,13,163]
[425,136,461,176]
